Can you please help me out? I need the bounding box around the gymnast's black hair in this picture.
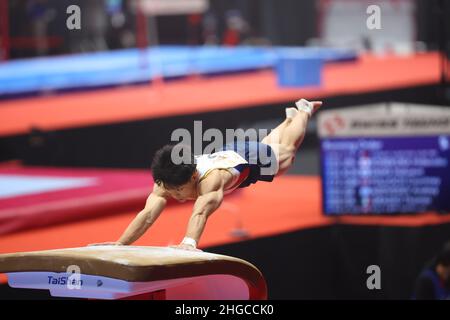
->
[151,144,197,188]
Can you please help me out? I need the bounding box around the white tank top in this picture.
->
[195,150,250,194]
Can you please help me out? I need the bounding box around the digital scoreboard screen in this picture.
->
[321,136,450,215]
[318,103,450,215]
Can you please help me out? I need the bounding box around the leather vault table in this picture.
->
[0,246,267,300]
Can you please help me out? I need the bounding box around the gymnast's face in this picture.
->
[166,172,199,202]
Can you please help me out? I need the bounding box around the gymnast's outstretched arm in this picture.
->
[174,170,225,251]
[89,184,167,246]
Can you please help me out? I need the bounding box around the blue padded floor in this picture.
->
[0,46,356,98]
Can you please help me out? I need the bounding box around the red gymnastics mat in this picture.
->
[1,175,450,284]
[1,175,449,254]
[0,163,153,235]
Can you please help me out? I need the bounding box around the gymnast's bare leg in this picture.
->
[261,99,322,176]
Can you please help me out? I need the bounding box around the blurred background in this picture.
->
[0,0,449,299]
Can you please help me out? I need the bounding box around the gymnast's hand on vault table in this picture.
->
[87,241,124,246]
[169,244,203,252]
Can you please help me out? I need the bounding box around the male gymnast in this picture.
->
[91,99,322,251]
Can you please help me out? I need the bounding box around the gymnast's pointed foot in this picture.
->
[295,99,323,116]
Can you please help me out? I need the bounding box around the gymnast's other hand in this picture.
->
[87,241,124,246]
[169,244,202,252]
